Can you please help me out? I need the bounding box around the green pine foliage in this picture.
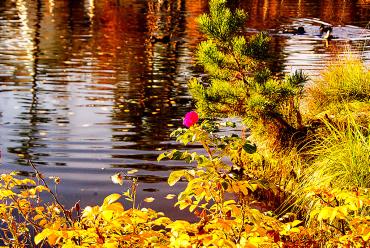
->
[190,0,308,149]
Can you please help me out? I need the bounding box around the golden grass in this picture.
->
[303,56,370,121]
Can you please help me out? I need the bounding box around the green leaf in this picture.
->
[170,128,186,138]
[172,150,183,160]
[243,142,257,154]
[167,150,178,159]
[225,121,236,128]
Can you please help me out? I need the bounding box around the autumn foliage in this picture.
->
[0,0,369,247]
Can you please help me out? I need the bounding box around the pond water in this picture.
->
[0,0,369,219]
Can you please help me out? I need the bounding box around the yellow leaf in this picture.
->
[189,204,197,212]
[33,214,44,221]
[105,202,124,212]
[34,234,45,245]
[127,169,138,174]
[291,220,302,227]
[244,243,258,248]
[168,170,185,186]
[177,200,191,210]
[218,239,236,248]
[362,228,370,241]
[35,185,49,192]
[103,242,119,248]
[338,206,349,217]
[20,178,36,185]
[39,219,48,226]
[223,200,236,206]
[144,197,155,203]
[0,189,15,197]
[156,217,172,225]
[28,188,36,195]
[248,183,258,192]
[102,210,114,221]
[165,194,176,200]
[111,173,123,185]
[290,227,300,233]
[47,233,59,245]
[103,193,122,205]
[329,208,338,223]
[317,207,332,222]
[157,153,167,162]
[34,230,50,245]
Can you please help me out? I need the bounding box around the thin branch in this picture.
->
[28,160,73,226]
[6,186,43,231]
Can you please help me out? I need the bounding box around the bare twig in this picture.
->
[28,160,73,226]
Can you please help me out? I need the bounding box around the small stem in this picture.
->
[133,193,136,210]
[236,200,246,243]
[28,160,73,226]
[316,194,335,208]
[132,178,138,209]
[226,41,248,86]
[201,141,213,159]
[5,179,42,232]
[9,194,43,231]
[325,221,345,235]
[340,219,346,235]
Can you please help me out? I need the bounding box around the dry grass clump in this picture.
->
[281,57,370,218]
[307,117,370,189]
[303,56,370,124]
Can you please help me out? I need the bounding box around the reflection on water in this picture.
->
[0,0,369,218]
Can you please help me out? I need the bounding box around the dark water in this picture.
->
[0,0,369,219]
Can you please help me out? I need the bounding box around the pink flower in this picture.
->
[183,111,199,128]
